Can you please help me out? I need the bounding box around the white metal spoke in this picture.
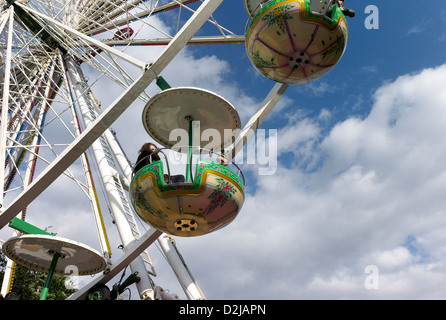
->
[15,1,148,70]
[103,34,245,46]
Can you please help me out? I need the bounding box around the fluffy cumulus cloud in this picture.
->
[174,64,446,299]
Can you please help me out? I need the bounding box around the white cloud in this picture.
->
[360,65,378,74]
[406,17,431,36]
[296,81,338,97]
[406,25,424,36]
[174,63,446,299]
[367,247,414,271]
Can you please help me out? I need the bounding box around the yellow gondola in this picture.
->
[245,0,348,84]
[130,156,244,236]
[129,87,244,237]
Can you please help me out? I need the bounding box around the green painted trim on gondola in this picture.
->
[246,0,347,37]
[303,1,347,32]
[130,160,244,197]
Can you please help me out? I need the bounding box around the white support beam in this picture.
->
[158,234,206,300]
[0,0,224,229]
[228,82,288,160]
[104,35,245,46]
[67,228,162,300]
[62,55,112,262]
[0,7,14,210]
[0,8,16,297]
[0,9,10,35]
[65,55,157,299]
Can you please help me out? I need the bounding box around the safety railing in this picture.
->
[132,146,245,186]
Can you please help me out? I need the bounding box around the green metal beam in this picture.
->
[9,217,53,236]
[156,76,171,91]
[40,252,60,300]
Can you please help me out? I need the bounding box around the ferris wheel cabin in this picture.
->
[130,155,245,237]
[129,87,245,237]
[244,0,349,84]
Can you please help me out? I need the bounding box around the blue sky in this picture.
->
[2,0,446,300]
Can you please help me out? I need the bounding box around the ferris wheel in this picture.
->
[0,0,349,300]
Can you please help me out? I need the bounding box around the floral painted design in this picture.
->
[321,35,345,60]
[131,185,167,219]
[202,178,237,216]
[250,48,276,69]
[262,4,295,36]
[195,161,244,191]
[132,160,243,195]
